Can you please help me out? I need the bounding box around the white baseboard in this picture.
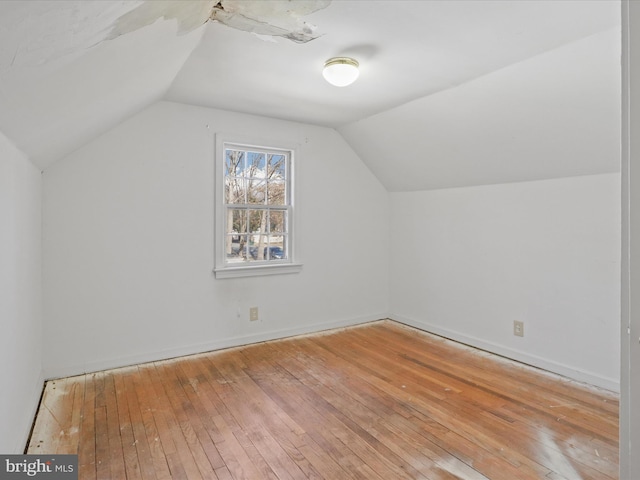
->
[44,313,386,380]
[389,314,620,393]
[43,312,618,393]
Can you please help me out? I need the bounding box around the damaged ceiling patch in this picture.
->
[0,0,330,73]
[210,0,331,43]
[110,0,331,43]
[109,1,218,39]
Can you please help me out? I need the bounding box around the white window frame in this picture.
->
[214,133,302,279]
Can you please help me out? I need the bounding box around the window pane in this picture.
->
[247,180,266,204]
[249,234,269,261]
[267,180,286,205]
[226,234,249,263]
[245,152,266,178]
[225,150,244,177]
[267,154,286,179]
[267,235,287,261]
[269,210,286,234]
[248,209,267,235]
[226,178,246,204]
[228,209,248,234]
[268,246,286,261]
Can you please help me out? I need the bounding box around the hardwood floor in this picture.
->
[27,320,619,479]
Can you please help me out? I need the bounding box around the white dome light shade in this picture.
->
[323,57,359,87]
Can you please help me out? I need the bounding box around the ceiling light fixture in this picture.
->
[323,57,359,87]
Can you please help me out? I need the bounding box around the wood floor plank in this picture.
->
[27,320,619,480]
[131,367,173,480]
[77,375,96,480]
[103,372,127,480]
[112,371,142,480]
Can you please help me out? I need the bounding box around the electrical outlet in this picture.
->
[514,320,524,337]
[249,307,259,321]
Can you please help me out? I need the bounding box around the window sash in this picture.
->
[224,205,290,265]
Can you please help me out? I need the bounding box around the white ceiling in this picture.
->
[0,0,621,190]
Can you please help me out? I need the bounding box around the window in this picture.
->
[214,135,301,278]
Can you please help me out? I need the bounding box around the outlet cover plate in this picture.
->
[514,320,524,337]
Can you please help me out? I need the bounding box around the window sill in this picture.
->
[214,263,303,279]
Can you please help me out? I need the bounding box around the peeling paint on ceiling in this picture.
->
[0,0,329,73]
[108,1,217,39]
[110,0,331,43]
[210,0,331,43]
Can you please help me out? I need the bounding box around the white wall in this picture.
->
[42,101,389,378]
[389,173,620,390]
[0,131,43,452]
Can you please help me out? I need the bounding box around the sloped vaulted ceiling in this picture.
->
[0,0,620,190]
[0,1,205,170]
